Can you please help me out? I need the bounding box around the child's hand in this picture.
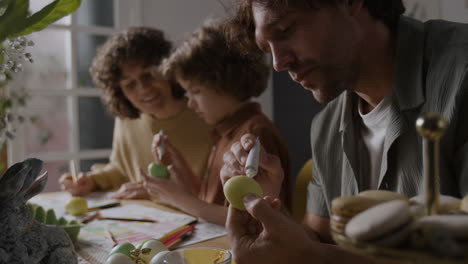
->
[152,135,200,195]
[141,167,192,208]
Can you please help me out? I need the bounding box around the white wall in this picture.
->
[138,0,274,119]
[403,0,468,22]
[141,0,233,44]
[440,0,468,23]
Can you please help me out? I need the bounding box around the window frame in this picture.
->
[7,0,143,174]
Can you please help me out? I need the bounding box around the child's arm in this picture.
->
[142,168,227,225]
[166,191,228,225]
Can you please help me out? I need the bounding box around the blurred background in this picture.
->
[4,0,468,192]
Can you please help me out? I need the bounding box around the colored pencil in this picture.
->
[161,224,195,245]
[96,216,158,223]
[158,220,197,242]
[165,229,194,249]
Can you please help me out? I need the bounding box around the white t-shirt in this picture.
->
[358,96,392,189]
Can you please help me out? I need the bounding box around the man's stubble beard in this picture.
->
[311,59,360,104]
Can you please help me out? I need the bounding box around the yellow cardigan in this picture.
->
[88,106,212,190]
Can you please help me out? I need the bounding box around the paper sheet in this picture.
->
[80,204,197,250]
[176,221,227,248]
[30,193,227,263]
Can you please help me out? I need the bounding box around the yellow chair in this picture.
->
[292,159,312,222]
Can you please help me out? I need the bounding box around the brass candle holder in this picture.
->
[415,112,446,216]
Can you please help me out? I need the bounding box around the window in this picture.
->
[8,0,140,192]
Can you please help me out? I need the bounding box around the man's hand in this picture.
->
[221,133,284,198]
[227,194,315,264]
[111,181,149,200]
[59,172,95,196]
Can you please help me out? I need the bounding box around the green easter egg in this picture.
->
[109,242,135,257]
[148,162,170,179]
[223,175,263,210]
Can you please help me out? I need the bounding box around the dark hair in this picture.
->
[162,20,269,101]
[90,27,185,119]
[226,0,405,53]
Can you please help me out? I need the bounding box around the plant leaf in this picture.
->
[15,0,82,37]
[0,0,29,42]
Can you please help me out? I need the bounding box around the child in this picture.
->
[143,21,291,225]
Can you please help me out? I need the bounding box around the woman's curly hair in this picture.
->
[162,20,269,101]
[226,0,405,54]
[90,27,184,119]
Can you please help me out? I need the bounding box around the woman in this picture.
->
[59,27,212,199]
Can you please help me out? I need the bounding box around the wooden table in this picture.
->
[33,192,231,263]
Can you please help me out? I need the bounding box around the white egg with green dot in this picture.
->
[223,175,263,210]
[139,239,168,263]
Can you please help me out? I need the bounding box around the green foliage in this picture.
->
[0,0,28,42]
[15,0,82,37]
[0,0,82,43]
[0,0,81,149]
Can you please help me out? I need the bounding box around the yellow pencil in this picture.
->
[69,160,78,182]
[158,225,188,242]
[158,221,196,242]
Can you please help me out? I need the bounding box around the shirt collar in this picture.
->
[340,16,425,132]
[214,102,261,138]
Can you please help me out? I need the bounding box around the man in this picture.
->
[220,0,468,263]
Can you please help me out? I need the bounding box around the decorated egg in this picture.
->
[109,242,135,257]
[149,250,170,264]
[140,239,168,263]
[223,175,263,210]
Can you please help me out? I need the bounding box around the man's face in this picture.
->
[252,2,362,103]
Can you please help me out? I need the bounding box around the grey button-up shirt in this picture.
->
[307,16,468,217]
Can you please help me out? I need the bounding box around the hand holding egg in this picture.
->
[224,138,264,210]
